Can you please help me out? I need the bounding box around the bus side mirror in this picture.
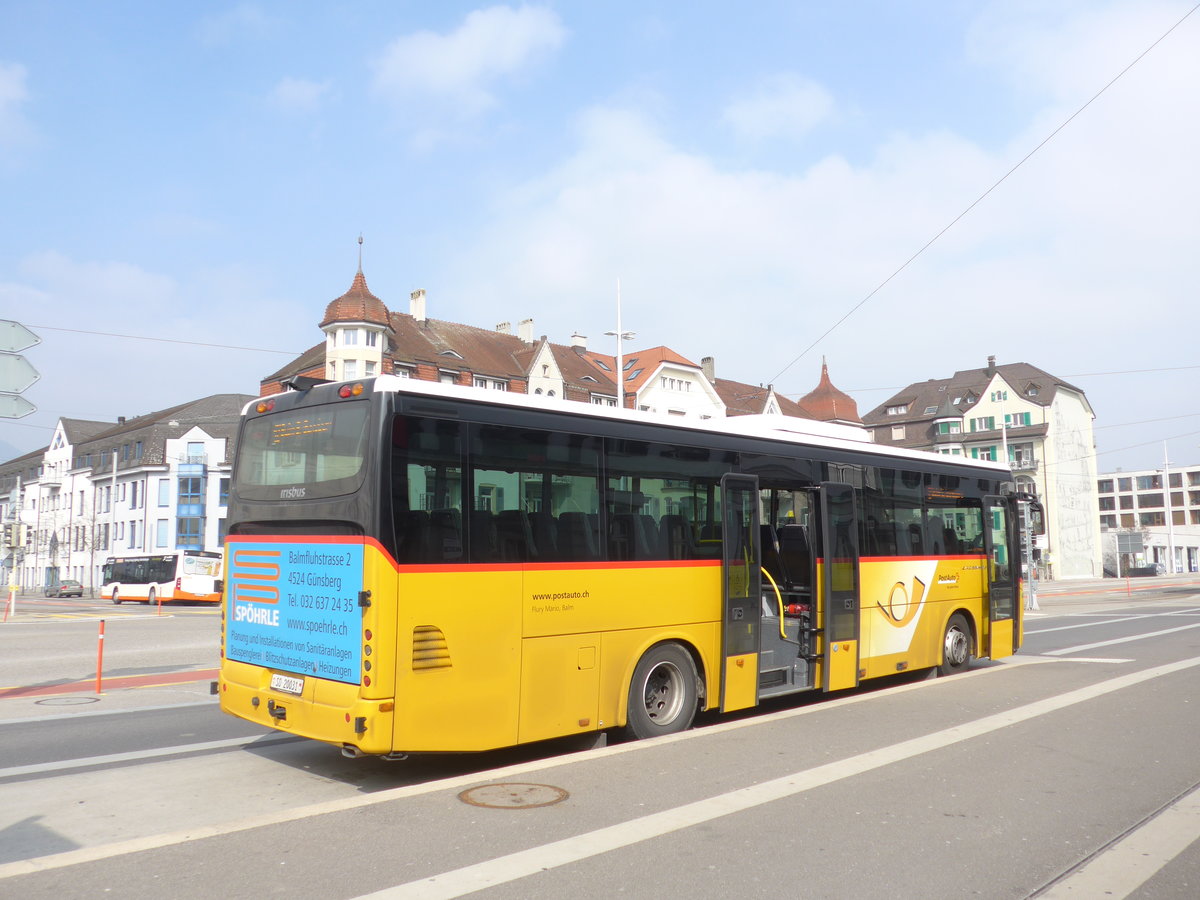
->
[1028,502,1046,537]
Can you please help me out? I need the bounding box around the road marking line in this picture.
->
[1029,657,1133,664]
[1026,607,1200,635]
[1039,787,1200,899]
[2,655,1193,883]
[1046,622,1200,655]
[0,734,297,779]
[355,655,1200,899]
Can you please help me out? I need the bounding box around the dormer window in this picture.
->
[581,375,598,383]
[439,349,463,359]
[886,404,908,416]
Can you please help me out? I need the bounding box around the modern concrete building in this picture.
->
[1096,463,1200,575]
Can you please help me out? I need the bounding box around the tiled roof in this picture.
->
[389,313,534,380]
[712,379,812,419]
[319,270,391,329]
[73,393,255,471]
[583,345,699,394]
[862,360,1085,426]
[796,361,860,424]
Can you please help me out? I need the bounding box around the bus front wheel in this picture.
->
[111,588,121,605]
[146,588,156,606]
[624,643,699,741]
[938,613,973,676]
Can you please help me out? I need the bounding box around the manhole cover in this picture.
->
[459,783,569,809]
[36,696,100,706]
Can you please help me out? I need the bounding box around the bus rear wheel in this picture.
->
[938,613,973,676]
[624,643,699,741]
[111,588,121,605]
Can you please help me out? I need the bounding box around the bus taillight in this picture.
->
[338,383,364,398]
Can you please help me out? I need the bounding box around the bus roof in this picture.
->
[255,375,1013,478]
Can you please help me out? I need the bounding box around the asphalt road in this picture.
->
[0,577,1198,898]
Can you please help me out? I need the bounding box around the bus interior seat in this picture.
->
[926,515,946,555]
[777,524,812,590]
[610,513,655,560]
[430,508,463,561]
[495,510,536,561]
[558,512,599,561]
[469,510,499,562]
[530,512,559,561]
[659,514,697,560]
[907,523,924,556]
[760,524,785,585]
[394,510,430,562]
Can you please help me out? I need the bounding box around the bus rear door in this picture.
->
[820,482,860,692]
[720,474,761,712]
[983,495,1018,658]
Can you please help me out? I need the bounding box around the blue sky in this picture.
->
[2,1,1197,473]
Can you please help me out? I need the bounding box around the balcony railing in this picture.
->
[1009,458,1039,472]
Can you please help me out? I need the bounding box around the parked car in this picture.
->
[44,580,83,598]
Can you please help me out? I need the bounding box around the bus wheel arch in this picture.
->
[623,641,703,741]
[938,611,974,676]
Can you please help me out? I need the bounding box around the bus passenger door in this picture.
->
[983,495,1018,658]
[820,482,861,692]
[720,474,761,713]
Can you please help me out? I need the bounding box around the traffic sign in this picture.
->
[0,320,40,353]
[0,394,36,419]
[0,353,40,394]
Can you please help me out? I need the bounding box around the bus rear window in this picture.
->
[235,402,370,501]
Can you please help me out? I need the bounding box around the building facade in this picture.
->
[0,394,252,594]
[863,356,1101,580]
[1096,464,1200,575]
[264,264,865,432]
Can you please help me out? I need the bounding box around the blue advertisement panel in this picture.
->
[225,538,363,684]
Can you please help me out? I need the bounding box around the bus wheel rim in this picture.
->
[643,661,685,724]
[945,626,969,666]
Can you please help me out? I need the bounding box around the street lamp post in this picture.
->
[604,279,635,409]
[1163,442,1176,574]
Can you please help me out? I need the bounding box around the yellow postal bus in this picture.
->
[217,376,1042,758]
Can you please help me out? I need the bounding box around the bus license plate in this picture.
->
[270,673,304,695]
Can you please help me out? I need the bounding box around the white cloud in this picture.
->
[720,74,835,144]
[373,5,566,114]
[445,0,1198,415]
[0,60,34,152]
[196,4,276,47]
[269,77,331,114]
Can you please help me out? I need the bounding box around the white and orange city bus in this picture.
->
[102,551,223,605]
[217,376,1042,758]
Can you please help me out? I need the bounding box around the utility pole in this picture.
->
[1164,441,1176,574]
[604,279,635,409]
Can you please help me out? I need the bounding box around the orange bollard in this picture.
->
[96,619,106,694]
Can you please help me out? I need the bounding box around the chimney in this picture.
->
[986,354,997,375]
[571,332,587,350]
[410,289,427,323]
[118,416,126,425]
[518,318,534,344]
[495,322,511,334]
[701,356,715,383]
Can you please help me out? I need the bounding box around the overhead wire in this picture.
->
[766,1,1200,387]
